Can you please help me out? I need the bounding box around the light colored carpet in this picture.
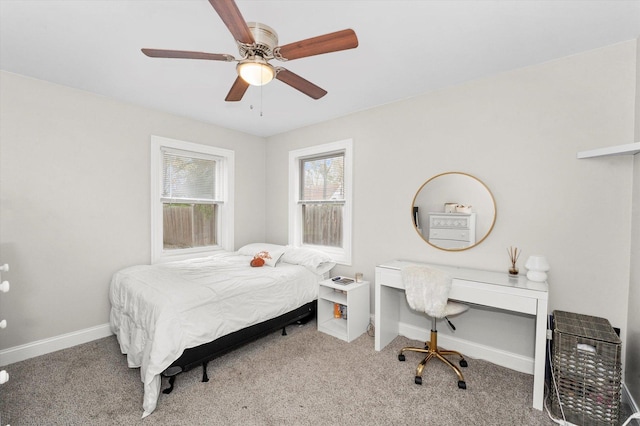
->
[1,320,556,425]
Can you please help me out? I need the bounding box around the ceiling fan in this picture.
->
[142,0,359,102]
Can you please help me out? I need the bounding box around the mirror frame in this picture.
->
[411,172,497,251]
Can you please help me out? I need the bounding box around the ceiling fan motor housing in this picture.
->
[239,22,279,59]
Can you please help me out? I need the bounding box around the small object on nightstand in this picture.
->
[341,305,348,320]
[333,303,341,319]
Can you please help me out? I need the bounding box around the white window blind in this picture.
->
[162,150,218,203]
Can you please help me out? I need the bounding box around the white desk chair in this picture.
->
[398,265,469,389]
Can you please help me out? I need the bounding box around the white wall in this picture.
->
[0,71,266,350]
[266,41,637,359]
[629,152,640,407]
[625,37,640,408]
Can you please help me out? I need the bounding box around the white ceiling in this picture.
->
[1,1,640,138]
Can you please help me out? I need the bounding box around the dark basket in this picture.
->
[549,311,622,426]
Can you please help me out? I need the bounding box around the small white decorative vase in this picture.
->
[526,270,548,282]
[525,255,550,283]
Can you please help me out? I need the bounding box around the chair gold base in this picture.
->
[398,329,468,389]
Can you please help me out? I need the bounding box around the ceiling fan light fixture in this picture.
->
[237,57,275,86]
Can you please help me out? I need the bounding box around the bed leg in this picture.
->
[163,375,176,394]
[202,361,209,382]
[282,326,287,336]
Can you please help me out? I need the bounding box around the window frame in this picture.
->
[288,139,353,265]
[151,135,234,264]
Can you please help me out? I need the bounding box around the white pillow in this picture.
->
[237,243,286,257]
[263,249,285,267]
[281,247,336,275]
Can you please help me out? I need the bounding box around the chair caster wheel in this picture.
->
[458,380,466,389]
[415,376,422,385]
[398,354,405,362]
[459,359,468,368]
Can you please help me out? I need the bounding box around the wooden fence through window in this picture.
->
[163,204,217,249]
[302,204,343,247]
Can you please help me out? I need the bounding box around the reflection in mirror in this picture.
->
[412,172,496,251]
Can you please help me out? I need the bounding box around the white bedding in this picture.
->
[109,250,323,418]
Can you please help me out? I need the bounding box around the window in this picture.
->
[151,136,234,263]
[289,139,352,265]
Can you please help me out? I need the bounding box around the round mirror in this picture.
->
[411,172,496,251]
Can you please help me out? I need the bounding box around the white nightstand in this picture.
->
[317,278,370,342]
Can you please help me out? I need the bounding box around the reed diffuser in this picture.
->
[507,246,520,275]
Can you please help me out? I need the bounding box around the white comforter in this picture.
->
[109,251,320,417]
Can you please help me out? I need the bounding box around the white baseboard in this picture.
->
[398,322,534,374]
[0,323,113,366]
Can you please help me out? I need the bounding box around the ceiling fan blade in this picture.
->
[275,68,327,100]
[141,48,234,61]
[225,76,250,102]
[208,0,254,45]
[277,29,358,61]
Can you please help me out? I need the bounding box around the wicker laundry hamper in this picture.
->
[550,310,622,426]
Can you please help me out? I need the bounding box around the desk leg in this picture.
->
[532,298,548,410]
[375,282,401,351]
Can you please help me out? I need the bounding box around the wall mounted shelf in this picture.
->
[577,142,640,159]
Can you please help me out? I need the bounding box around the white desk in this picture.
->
[375,260,548,411]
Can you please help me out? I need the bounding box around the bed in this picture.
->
[109,243,335,418]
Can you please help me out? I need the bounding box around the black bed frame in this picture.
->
[160,300,317,394]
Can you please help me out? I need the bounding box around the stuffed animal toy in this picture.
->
[250,257,265,267]
[250,251,272,267]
